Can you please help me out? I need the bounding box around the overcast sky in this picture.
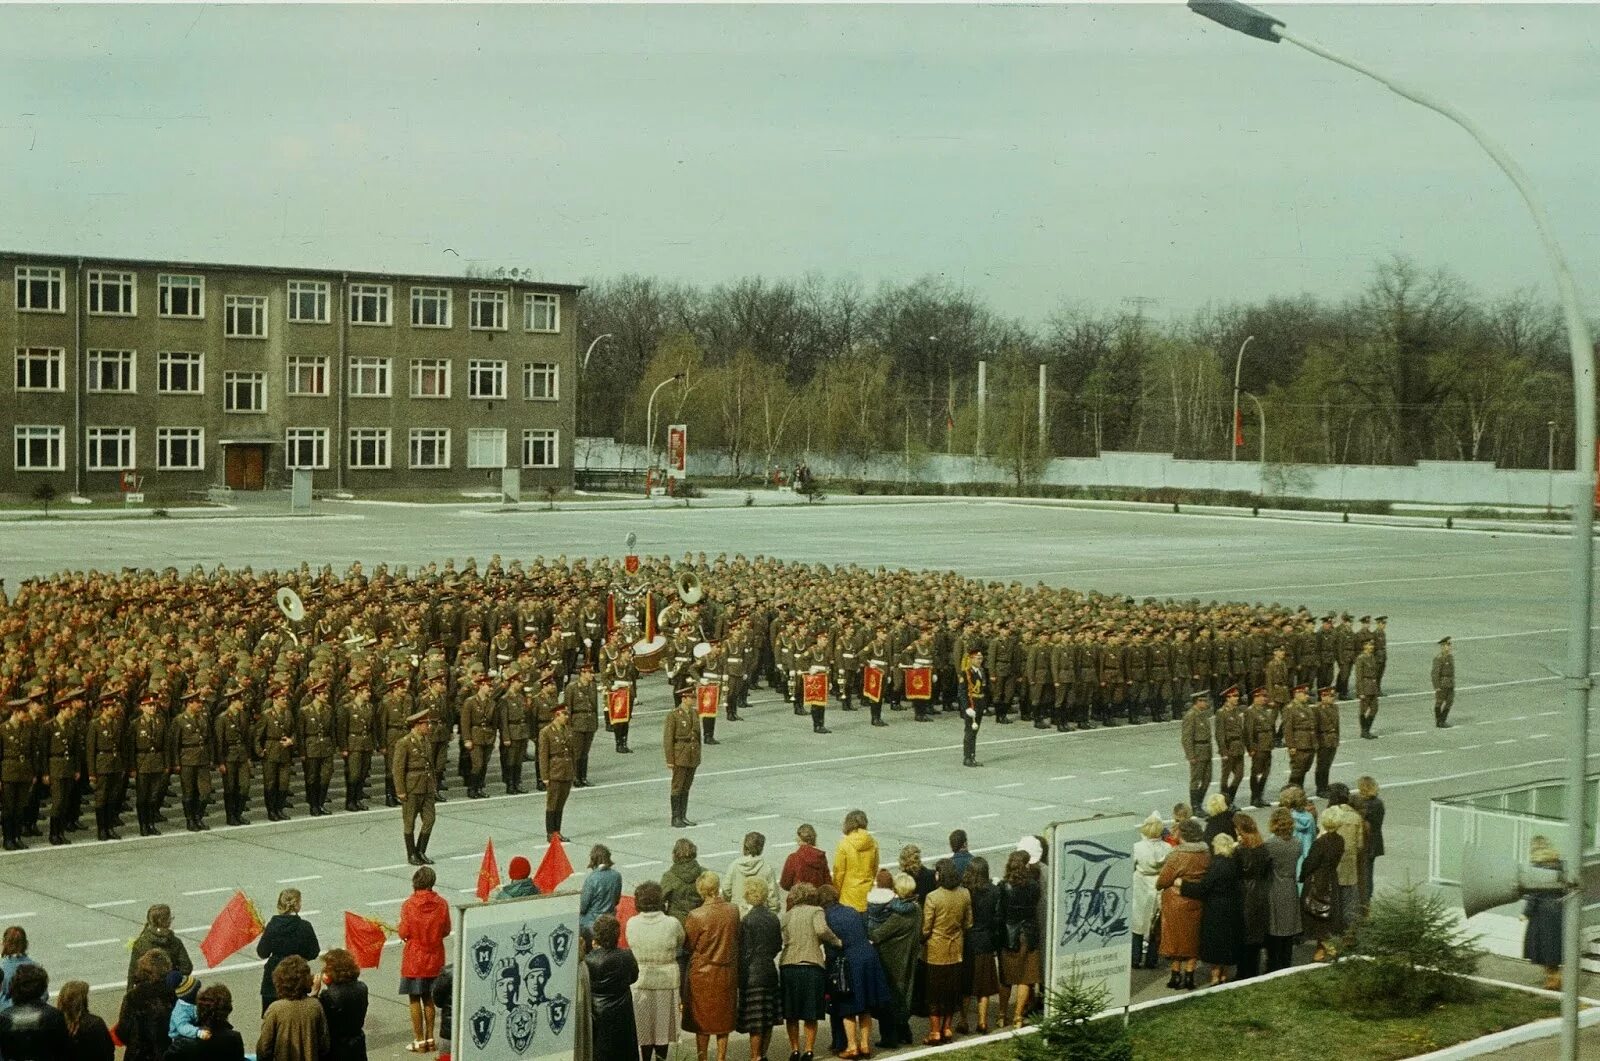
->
[3,3,1596,324]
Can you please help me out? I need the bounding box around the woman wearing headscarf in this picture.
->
[1130,813,1170,971]
[1155,817,1210,990]
[1299,807,1347,962]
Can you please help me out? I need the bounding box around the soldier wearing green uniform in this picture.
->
[562,665,600,786]
[537,703,575,840]
[664,688,702,827]
[45,690,83,845]
[497,671,531,792]
[131,697,169,837]
[169,693,214,832]
[1431,636,1455,728]
[0,700,36,850]
[214,695,253,826]
[1243,688,1276,808]
[255,696,297,821]
[392,709,436,866]
[298,688,337,816]
[338,685,378,810]
[1282,686,1317,789]
[88,697,125,841]
[1312,686,1341,798]
[1213,686,1247,807]
[1180,691,1213,813]
[461,680,500,799]
[379,676,411,807]
[1354,639,1382,738]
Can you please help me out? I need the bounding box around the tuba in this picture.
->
[677,570,703,606]
[274,587,305,646]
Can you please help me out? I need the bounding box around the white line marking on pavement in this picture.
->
[1494,739,1517,745]
[1535,711,1560,717]
[606,832,644,840]
[1134,565,1570,598]
[1385,753,1600,790]
[0,913,37,921]
[769,841,797,850]
[1392,626,1600,647]
[1417,750,1445,756]
[1050,775,1077,782]
[1526,733,1551,739]
[175,925,209,934]
[703,850,737,859]
[877,797,910,804]
[970,813,1000,820]
[813,805,847,813]
[907,822,942,829]
[744,815,779,822]
[1139,789,1169,796]
[1084,797,1114,804]
[1371,755,1396,762]
[1395,730,1426,737]
[993,783,1024,790]
[621,860,662,869]
[1459,745,1482,751]
[277,874,322,883]
[1029,804,1055,812]
[1475,720,1499,726]
[1507,716,1530,722]
[1147,763,1178,769]
[936,791,967,798]
[86,899,138,909]
[1387,677,1563,703]
[181,887,233,897]
[363,863,413,872]
[1100,768,1130,775]
[300,911,320,917]
[66,938,120,949]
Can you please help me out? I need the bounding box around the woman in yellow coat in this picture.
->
[831,809,880,912]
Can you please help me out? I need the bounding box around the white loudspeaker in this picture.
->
[1460,840,1566,919]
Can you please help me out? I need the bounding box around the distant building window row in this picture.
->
[11,424,205,472]
[13,268,562,333]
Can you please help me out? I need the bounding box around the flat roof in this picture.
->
[1,249,584,293]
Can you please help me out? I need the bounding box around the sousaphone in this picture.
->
[275,587,305,645]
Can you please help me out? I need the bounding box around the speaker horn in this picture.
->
[1459,839,1566,919]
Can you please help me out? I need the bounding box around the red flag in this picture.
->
[344,911,389,969]
[607,686,632,724]
[862,665,883,704]
[199,890,264,968]
[615,894,638,947]
[803,672,828,707]
[605,593,617,637]
[476,837,501,901]
[696,682,720,718]
[533,836,574,893]
[906,666,933,701]
[644,591,657,644]
[1233,408,1245,449]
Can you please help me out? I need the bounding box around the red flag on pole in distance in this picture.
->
[533,836,574,894]
[1234,408,1245,449]
[344,911,390,969]
[476,837,501,901]
[199,890,264,968]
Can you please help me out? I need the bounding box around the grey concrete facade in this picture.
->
[3,252,581,498]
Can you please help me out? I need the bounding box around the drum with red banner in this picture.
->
[696,682,720,718]
[906,666,933,701]
[861,664,884,704]
[607,686,632,725]
[802,672,829,707]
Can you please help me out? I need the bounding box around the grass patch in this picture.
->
[938,969,1557,1061]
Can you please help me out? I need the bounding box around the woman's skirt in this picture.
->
[923,961,964,1017]
[631,985,680,1046]
[397,976,436,997]
[999,943,1042,987]
[780,963,827,1022]
[738,979,783,1033]
[965,950,1001,998]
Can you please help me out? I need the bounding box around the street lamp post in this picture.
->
[1188,5,1596,1056]
[645,372,686,493]
[577,334,612,465]
[1548,419,1558,515]
[1242,391,1266,467]
[1231,334,1256,461]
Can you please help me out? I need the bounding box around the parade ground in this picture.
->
[1,496,1595,1053]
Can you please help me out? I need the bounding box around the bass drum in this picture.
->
[633,635,669,674]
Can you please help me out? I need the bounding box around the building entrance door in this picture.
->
[225,445,266,490]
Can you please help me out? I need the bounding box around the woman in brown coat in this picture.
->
[682,871,739,1061]
[256,955,330,1061]
[1155,817,1210,990]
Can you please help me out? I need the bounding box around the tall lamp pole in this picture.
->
[1188,5,1595,1056]
[645,372,686,486]
[1548,419,1558,515]
[1242,391,1266,467]
[577,333,612,463]
[1231,334,1255,461]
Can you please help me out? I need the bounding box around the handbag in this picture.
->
[827,953,853,996]
[1303,888,1333,920]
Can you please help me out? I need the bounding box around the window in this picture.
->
[158,274,205,318]
[86,427,136,471]
[286,355,330,397]
[157,427,205,471]
[87,270,136,315]
[521,429,559,469]
[349,283,392,326]
[87,349,136,393]
[14,347,65,391]
[469,289,507,331]
[13,425,64,471]
[524,292,560,333]
[468,359,506,399]
[285,427,329,469]
[410,287,451,328]
[348,357,392,398]
[223,371,266,413]
[224,294,268,338]
[410,358,451,398]
[523,362,559,401]
[15,266,64,312]
[348,428,391,469]
[157,351,205,394]
[409,428,451,469]
[286,280,330,324]
[467,428,506,469]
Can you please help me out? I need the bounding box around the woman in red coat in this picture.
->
[397,867,452,1053]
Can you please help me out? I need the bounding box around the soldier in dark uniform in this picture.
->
[1213,686,1246,807]
[131,696,169,837]
[1147,631,1173,724]
[392,709,436,865]
[988,625,1018,724]
[1374,616,1389,694]
[1354,639,1382,739]
[1180,691,1212,813]
[537,703,575,840]
[1169,628,1193,722]
[962,648,988,768]
[1073,632,1099,730]
[0,699,36,850]
[255,694,297,821]
[1243,688,1276,808]
[170,692,214,832]
[803,633,833,734]
[1099,632,1127,727]
[1049,632,1073,731]
[298,686,337,816]
[1333,614,1356,699]
[214,693,253,826]
[1282,686,1317,789]
[338,684,378,810]
[1312,686,1342,798]
[664,688,702,826]
[497,668,532,791]
[418,674,454,800]
[1125,633,1150,725]
[45,690,83,845]
[379,676,411,807]
[562,665,600,786]
[1431,636,1455,728]
[88,696,125,841]
[461,678,500,799]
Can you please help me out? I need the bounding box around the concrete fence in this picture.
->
[573,437,1575,508]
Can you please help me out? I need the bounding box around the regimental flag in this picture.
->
[607,686,632,724]
[802,672,828,707]
[1234,408,1245,449]
[475,837,501,901]
[344,911,391,969]
[862,665,884,704]
[696,682,720,718]
[624,553,641,576]
[906,666,933,701]
[606,593,617,636]
[644,591,657,644]
[199,890,264,968]
[533,835,574,893]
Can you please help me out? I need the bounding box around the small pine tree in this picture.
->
[1337,881,1483,1014]
[31,481,57,517]
[1014,972,1133,1061]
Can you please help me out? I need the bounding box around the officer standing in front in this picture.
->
[664,687,702,827]
[393,708,436,865]
[962,648,988,768]
[1213,686,1246,808]
[538,702,576,840]
[1354,640,1382,739]
[1282,685,1318,789]
[1312,686,1342,798]
[1180,691,1213,813]
[1431,637,1455,728]
[1243,687,1276,808]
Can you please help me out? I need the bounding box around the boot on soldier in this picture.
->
[406,834,422,866]
[869,702,887,728]
[676,793,697,828]
[385,777,400,808]
[416,831,434,865]
[669,794,684,828]
[49,815,67,846]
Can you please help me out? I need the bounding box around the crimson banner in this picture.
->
[696,682,720,718]
[862,665,883,704]
[906,666,933,701]
[607,686,632,724]
[803,672,828,707]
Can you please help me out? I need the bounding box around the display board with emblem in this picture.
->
[453,889,581,1061]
